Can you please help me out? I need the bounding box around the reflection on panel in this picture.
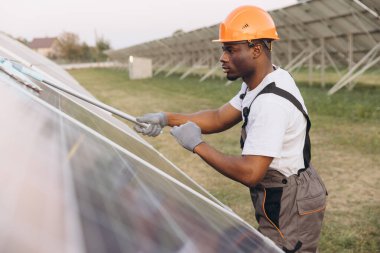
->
[0,32,145,144]
[35,75,223,206]
[0,32,91,95]
[0,70,281,253]
[0,74,74,253]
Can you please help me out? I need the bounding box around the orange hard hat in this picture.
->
[213,5,279,43]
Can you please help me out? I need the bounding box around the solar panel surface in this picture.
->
[0,34,282,253]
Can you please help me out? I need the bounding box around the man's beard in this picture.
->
[226,74,239,81]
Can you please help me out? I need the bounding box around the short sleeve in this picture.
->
[229,83,247,111]
[242,95,290,157]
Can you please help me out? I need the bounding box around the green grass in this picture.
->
[292,67,380,87]
[299,83,380,121]
[70,68,380,252]
[321,205,380,253]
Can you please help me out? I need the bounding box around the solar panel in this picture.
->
[0,32,228,206]
[358,0,380,15]
[0,34,282,252]
[37,79,227,205]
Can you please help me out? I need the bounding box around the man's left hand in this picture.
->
[170,122,203,152]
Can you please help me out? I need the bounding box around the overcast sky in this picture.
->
[1,0,297,49]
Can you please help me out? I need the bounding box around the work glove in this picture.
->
[170,122,203,152]
[134,112,168,137]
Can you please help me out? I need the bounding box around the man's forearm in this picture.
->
[166,110,224,134]
[193,142,272,187]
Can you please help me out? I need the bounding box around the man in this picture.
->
[134,6,327,253]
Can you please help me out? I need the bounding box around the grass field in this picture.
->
[69,68,380,253]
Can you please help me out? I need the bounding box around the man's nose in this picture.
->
[220,51,228,63]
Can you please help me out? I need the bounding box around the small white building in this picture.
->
[128,56,152,80]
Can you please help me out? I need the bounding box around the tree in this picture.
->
[95,36,111,61]
[79,42,95,62]
[16,37,29,45]
[56,32,82,62]
[54,32,111,62]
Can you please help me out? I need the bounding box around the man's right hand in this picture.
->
[134,112,168,137]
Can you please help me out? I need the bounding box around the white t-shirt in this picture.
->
[229,67,308,177]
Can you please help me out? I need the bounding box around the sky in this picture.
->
[1,0,297,50]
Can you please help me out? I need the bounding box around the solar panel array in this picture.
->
[107,0,380,94]
[0,33,282,252]
[358,0,380,15]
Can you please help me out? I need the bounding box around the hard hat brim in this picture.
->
[211,37,280,43]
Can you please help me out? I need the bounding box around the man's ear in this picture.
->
[251,43,263,59]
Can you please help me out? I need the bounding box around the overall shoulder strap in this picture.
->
[249,82,311,168]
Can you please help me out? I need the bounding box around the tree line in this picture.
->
[50,32,111,63]
[15,32,111,63]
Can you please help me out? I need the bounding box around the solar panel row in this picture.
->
[107,0,380,93]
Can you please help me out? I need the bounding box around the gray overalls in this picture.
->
[240,82,328,253]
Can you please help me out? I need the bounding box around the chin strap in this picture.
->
[247,39,272,51]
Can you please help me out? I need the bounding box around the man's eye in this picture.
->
[222,47,233,53]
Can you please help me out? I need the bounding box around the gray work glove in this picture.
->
[134,112,168,137]
[170,122,203,152]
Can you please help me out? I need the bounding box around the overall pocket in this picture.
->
[296,170,327,234]
[297,192,326,216]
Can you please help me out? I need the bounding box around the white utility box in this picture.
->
[128,56,152,79]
